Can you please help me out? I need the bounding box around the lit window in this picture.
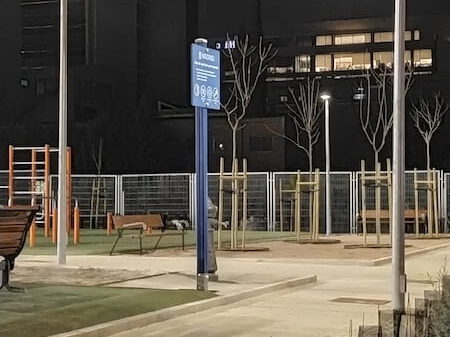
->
[414,30,420,40]
[315,54,332,72]
[280,95,288,103]
[316,35,332,46]
[374,31,412,43]
[413,49,432,67]
[404,31,412,41]
[374,32,393,43]
[334,33,371,45]
[405,50,412,67]
[267,66,294,74]
[334,53,370,71]
[295,55,311,73]
[372,51,412,69]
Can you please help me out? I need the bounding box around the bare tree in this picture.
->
[411,93,449,170]
[222,35,277,161]
[266,78,322,173]
[359,66,414,167]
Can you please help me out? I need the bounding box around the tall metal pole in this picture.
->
[325,98,331,236]
[194,38,209,291]
[322,95,332,236]
[392,0,407,316]
[57,0,68,265]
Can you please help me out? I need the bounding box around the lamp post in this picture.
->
[321,94,332,236]
[57,0,68,265]
[392,0,407,317]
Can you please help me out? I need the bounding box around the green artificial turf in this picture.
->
[0,284,215,337]
[22,229,295,255]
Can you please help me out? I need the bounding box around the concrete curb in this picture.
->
[50,275,317,337]
[370,243,450,266]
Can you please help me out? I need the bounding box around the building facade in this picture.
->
[0,0,449,173]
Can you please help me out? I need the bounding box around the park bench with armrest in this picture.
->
[109,214,185,255]
[0,206,39,293]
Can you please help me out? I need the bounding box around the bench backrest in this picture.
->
[361,209,427,220]
[0,206,39,260]
[112,214,164,231]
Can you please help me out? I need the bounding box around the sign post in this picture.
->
[191,38,220,291]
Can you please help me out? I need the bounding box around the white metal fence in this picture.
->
[1,170,449,233]
[272,172,352,233]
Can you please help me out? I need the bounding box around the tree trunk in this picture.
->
[232,127,237,162]
[374,151,379,170]
[426,140,431,171]
[308,138,313,174]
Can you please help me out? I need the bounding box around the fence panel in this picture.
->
[273,172,352,234]
[355,170,443,233]
[0,170,8,206]
[445,173,450,233]
[121,174,191,221]
[208,173,269,231]
[51,175,118,228]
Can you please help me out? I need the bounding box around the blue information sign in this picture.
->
[191,44,221,111]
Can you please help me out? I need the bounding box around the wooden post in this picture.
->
[279,179,283,232]
[52,207,58,244]
[8,145,14,206]
[66,147,72,234]
[30,149,37,248]
[73,202,80,244]
[432,169,439,237]
[217,157,224,249]
[241,158,248,250]
[106,212,113,236]
[296,170,301,243]
[361,160,367,246]
[386,159,393,242]
[414,168,420,236]
[233,159,239,250]
[313,169,320,242]
[427,169,433,236]
[44,144,51,237]
[375,161,381,245]
[309,172,313,242]
[289,197,294,232]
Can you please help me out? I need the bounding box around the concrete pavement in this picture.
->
[106,249,448,337]
[17,246,449,336]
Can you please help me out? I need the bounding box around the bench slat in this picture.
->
[0,239,22,249]
[0,219,29,226]
[113,215,164,230]
[0,225,27,233]
[0,248,18,256]
[0,232,22,241]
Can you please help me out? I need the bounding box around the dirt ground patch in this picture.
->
[11,266,163,286]
[148,235,450,261]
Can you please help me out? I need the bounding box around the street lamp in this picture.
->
[320,93,332,236]
[57,0,68,265]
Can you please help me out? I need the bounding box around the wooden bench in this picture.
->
[109,214,186,255]
[358,209,427,233]
[0,206,39,292]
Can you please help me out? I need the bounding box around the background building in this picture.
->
[0,0,449,173]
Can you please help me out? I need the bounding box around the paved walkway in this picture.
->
[109,250,448,337]
[17,247,449,336]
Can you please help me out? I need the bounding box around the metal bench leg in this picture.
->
[0,260,7,291]
[1,260,25,293]
[182,229,185,250]
[139,229,143,255]
[5,285,26,293]
[153,236,163,251]
[109,229,123,256]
